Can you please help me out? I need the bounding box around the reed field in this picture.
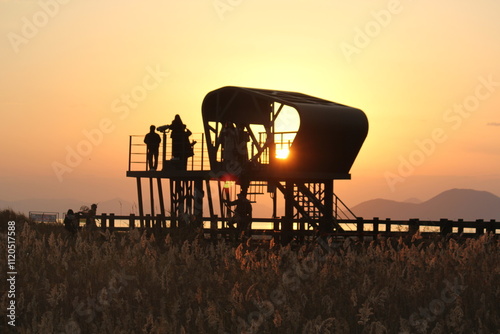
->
[1,209,499,333]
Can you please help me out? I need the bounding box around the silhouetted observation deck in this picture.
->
[128,86,368,180]
[125,86,368,239]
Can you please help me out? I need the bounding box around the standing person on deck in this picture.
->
[144,125,161,171]
[220,122,239,170]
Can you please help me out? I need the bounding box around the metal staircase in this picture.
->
[272,181,358,232]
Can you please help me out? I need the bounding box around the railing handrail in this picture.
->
[128,133,209,172]
[93,213,500,227]
[80,213,500,241]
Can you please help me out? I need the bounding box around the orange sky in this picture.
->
[1,0,500,211]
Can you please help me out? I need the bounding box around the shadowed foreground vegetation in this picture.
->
[1,209,499,333]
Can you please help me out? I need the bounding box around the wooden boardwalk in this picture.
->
[81,214,500,242]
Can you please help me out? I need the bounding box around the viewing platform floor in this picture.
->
[127,170,210,179]
[126,169,352,181]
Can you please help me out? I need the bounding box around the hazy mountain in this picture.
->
[352,189,500,221]
[403,197,422,204]
[0,197,136,218]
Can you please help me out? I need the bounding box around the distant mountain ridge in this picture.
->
[352,189,500,221]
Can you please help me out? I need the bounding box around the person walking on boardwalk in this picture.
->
[226,193,253,238]
[76,203,98,230]
[87,203,98,228]
[64,209,78,234]
[144,125,161,171]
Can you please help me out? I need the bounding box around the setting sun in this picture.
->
[275,148,290,159]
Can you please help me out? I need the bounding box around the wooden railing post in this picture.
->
[156,214,162,229]
[210,215,218,241]
[273,217,280,231]
[145,214,151,229]
[487,219,496,234]
[385,218,391,235]
[109,213,115,232]
[357,217,364,240]
[171,212,177,229]
[440,218,452,236]
[129,214,135,229]
[457,219,464,235]
[373,217,379,239]
[476,219,484,235]
[101,213,107,231]
[282,216,293,245]
[273,217,280,244]
[409,219,419,235]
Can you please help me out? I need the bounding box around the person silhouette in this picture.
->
[144,125,161,171]
[169,115,194,170]
[226,192,252,237]
[236,123,250,165]
[221,122,238,168]
[64,209,78,234]
[86,204,98,229]
[76,203,98,230]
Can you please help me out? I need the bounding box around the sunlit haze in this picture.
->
[1,0,500,212]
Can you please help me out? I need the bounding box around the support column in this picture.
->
[186,180,193,215]
[206,180,215,219]
[161,131,167,170]
[169,179,177,228]
[283,180,294,244]
[194,179,204,224]
[149,178,155,217]
[157,178,166,227]
[322,180,334,233]
[136,177,144,228]
[269,181,277,219]
[206,180,218,236]
[217,181,227,225]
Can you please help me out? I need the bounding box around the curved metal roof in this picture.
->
[202,86,368,177]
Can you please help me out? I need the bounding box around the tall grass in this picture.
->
[0,209,33,232]
[1,210,499,333]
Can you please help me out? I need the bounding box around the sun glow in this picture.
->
[275,148,290,159]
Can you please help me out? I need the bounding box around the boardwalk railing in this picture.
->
[88,214,500,240]
[349,217,499,238]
